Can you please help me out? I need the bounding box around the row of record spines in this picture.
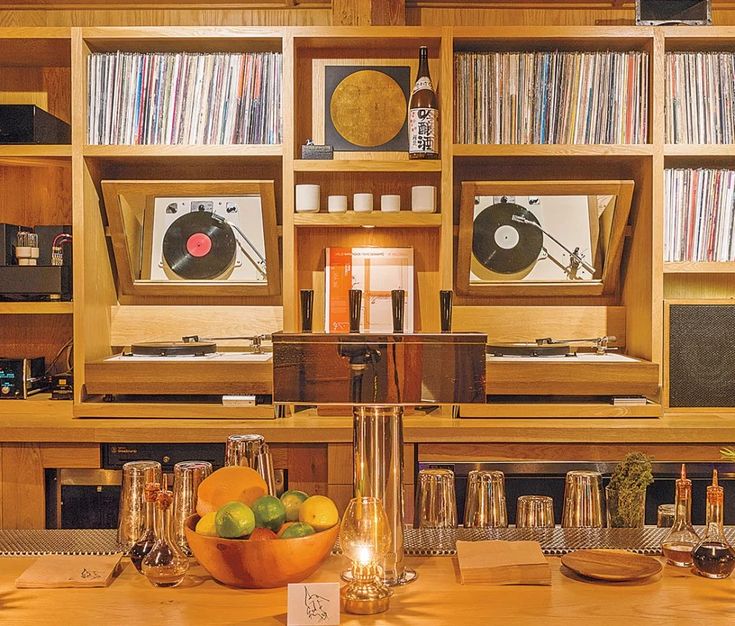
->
[454,50,649,145]
[665,52,735,145]
[87,51,282,145]
[664,168,735,263]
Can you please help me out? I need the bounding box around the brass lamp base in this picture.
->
[340,580,392,615]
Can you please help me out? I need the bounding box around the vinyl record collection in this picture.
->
[664,168,735,263]
[665,52,735,144]
[454,51,649,144]
[87,51,282,145]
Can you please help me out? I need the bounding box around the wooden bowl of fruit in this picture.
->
[184,466,340,589]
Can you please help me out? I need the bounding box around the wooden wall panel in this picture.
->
[1,444,45,529]
[0,9,331,27]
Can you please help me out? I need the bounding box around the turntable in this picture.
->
[456,180,635,297]
[101,180,280,299]
[146,197,267,283]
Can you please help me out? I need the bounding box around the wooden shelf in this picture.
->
[665,144,735,158]
[293,212,442,228]
[664,262,735,274]
[0,145,72,168]
[453,144,654,157]
[293,159,442,172]
[82,144,282,158]
[0,302,73,314]
[458,402,661,419]
[0,394,72,418]
[74,401,274,420]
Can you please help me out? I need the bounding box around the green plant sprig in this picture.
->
[607,452,654,527]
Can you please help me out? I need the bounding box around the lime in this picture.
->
[252,495,287,532]
[195,511,218,537]
[280,490,309,522]
[279,522,315,539]
[215,501,255,538]
[299,495,339,532]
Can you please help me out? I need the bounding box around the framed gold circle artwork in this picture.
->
[325,65,410,152]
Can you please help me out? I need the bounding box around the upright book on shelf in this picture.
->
[325,247,414,333]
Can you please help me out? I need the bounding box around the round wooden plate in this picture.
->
[561,549,662,582]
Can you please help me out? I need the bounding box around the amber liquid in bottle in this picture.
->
[141,489,189,588]
[130,482,160,573]
[661,464,700,567]
[692,470,735,579]
[408,46,439,160]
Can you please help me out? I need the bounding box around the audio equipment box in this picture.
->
[0,105,71,144]
[0,357,47,399]
[0,223,72,301]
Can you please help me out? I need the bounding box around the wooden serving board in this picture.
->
[561,549,662,582]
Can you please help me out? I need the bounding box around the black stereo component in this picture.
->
[34,224,73,266]
[102,443,226,471]
[0,105,71,144]
[51,373,73,400]
[669,304,735,407]
[636,0,711,25]
[0,223,23,266]
[0,357,47,399]
[0,265,72,301]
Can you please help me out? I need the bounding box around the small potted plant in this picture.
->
[606,452,654,528]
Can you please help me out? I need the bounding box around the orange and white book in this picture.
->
[325,247,414,333]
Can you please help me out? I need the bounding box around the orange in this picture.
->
[196,466,268,517]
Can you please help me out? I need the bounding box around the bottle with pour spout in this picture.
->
[692,469,735,578]
[661,464,700,567]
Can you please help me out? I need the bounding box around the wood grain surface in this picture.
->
[561,549,662,582]
[0,554,734,625]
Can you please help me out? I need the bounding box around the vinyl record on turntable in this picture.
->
[162,211,236,280]
[131,340,217,357]
[472,201,543,275]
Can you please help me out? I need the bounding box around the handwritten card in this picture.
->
[287,582,340,626]
[16,554,123,588]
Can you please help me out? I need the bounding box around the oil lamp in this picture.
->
[339,497,392,615]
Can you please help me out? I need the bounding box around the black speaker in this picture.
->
[636,0,711,25]
[0,223,22,266]
[669,304,735,407]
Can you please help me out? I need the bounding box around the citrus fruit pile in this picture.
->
[194,466,339,541]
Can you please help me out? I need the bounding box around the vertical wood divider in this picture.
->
[71,27,86,404]
[282,31,297,332]
[440,27,454,300]
[651,29,667,405]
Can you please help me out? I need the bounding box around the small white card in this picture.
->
[287,582,340,626]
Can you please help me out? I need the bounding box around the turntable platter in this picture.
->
[487,342,571,357]
[131,341,217,357]
[472,202,543,274]
[162,211,236,280]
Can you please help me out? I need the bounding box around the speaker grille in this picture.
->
[669,304,735,407]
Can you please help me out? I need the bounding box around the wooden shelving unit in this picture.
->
[0,302,73,315]
[453,144,654,158]
[294,212,441,228]
[82,144,283,158]
[664,262,735,274]
[5,24,734,420]
[293,159,442,172]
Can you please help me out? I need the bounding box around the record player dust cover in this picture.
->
[325,247,414,333]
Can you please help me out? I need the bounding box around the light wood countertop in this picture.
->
[3,411,735,444]
[1,553,733,624]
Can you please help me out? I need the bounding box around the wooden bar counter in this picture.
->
[1,553,734,624]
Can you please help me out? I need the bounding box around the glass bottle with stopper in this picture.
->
[130,481,161,573]
[692,469,735,578]
[142,479,189,587]
[661,464,700,567]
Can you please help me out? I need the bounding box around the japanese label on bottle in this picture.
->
[409,107,439,155]
[412,77,433,94]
